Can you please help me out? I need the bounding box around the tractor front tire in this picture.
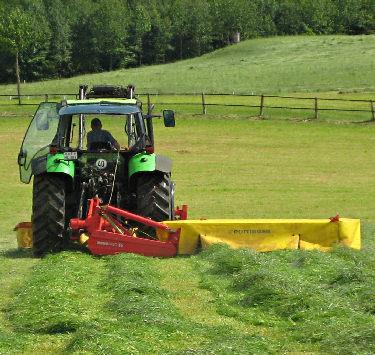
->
[136,173,174,238]
[32,174,67,257]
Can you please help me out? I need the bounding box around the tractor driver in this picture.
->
[87,117,121,151]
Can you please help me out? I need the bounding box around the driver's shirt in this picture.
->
[87,129,116,149]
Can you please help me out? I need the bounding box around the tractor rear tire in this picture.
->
[32,174,67,257]
[136,173,174,238]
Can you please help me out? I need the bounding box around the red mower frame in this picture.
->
[70,198,188,257]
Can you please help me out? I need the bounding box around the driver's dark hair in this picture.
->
[91,117,102,129]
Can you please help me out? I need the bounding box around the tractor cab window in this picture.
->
[18,102,60,183]
[84,114,145,149]
[58,115,80,148]
[23,103,60,150]
[61,112,147,150]
[126,113,144,147]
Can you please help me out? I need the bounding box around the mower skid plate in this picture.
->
[88,230,178,257]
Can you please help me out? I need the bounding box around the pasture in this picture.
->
[0,106,374,353]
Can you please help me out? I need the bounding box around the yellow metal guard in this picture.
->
[161,218,361,254]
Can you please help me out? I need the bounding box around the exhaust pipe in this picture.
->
[78,85,88,149]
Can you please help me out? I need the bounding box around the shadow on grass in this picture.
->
[44,322,77,335]
[353,119,375,125]
[1,244,90,259]
[1,248,33,259]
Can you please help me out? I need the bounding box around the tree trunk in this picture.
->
[138,39,142,66]
[180,37,183,60]
[15,51,21,105]
[109,54,113,71]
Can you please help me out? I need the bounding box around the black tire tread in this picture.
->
[32,174,66,257]
[136,173,173,237]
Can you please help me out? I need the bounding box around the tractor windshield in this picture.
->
[84,114,146,149]
[58,104,148,150]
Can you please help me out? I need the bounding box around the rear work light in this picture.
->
[49,146,58,155]
[145,146,154,154]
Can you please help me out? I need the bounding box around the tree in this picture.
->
[128,2,152,66]
[333,0,375,34]
[169,0,212,60]
[92,0,131,71]
[70,0,132,73]
[140,0,173,65]
[43,0,73,77]
[274,0,305,35]
[0,6,49,102]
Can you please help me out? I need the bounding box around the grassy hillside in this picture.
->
[0,35,374,95]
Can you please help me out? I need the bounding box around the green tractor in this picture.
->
[17,85,176,256]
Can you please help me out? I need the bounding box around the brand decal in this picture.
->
[97,240,124,248]
[233,229,271,235]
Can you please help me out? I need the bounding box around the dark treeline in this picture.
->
[0,0,374,84]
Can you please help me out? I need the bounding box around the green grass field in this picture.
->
[1,34,375,354]
[1,114,375,354]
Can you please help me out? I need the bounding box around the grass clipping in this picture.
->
[4,246,374,353]
[6,252,106,334]
[197,244,375,354]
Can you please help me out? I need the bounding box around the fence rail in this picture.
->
[1,92,374,122]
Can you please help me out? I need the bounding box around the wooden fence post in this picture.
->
[259,95,264,117]
[371,101,375,121]
[314,97,318,119]
[201,92,207,115]
[147,93,151,115]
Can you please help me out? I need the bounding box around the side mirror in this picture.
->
[163,110,175,127]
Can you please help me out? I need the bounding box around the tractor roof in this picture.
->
[66,98,138,105]
[59,100,141,116]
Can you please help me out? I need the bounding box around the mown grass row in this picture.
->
[193,231,375,354]
[7,252,108,335]
[5,236,374,354]
[67,253,267,354]
[3,251,281,353]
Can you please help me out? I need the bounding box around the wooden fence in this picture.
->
[141,93,375,122]
[1,92,374,122]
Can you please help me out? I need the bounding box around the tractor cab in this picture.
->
[57,100,149,151]
[17,84,177,256]
[18,85,175,184]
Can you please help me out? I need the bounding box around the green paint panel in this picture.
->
[128,153,156,178]
[46,153,75,179]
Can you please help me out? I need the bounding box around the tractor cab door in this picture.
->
[18,102,60,183]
